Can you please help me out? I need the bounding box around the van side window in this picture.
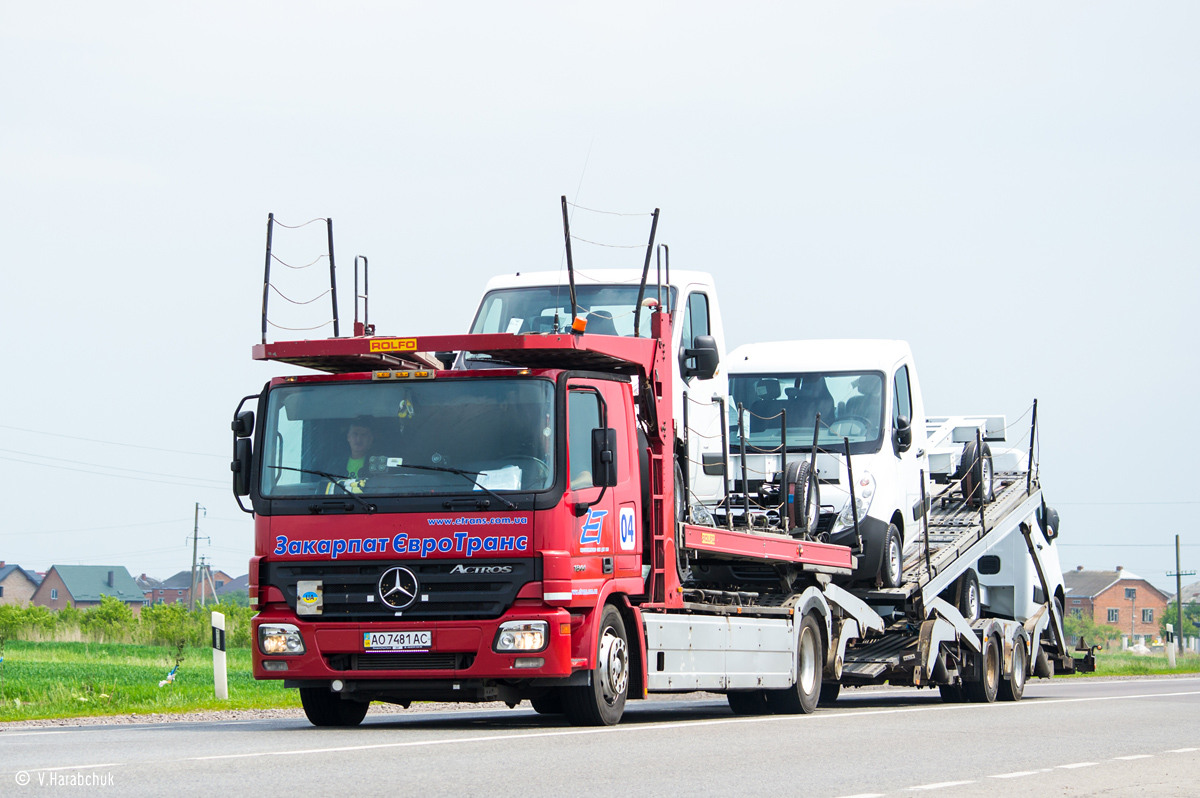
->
[893,365,912,425]
[568,389,603,490]
[683,293,710,350]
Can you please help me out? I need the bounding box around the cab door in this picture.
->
[566,382,617,581]
[891,362,928,542]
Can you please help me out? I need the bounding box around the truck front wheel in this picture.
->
[299,687,369,727]
[764,613,823,714]
[564,605,629,726]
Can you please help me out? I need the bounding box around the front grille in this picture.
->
[326,652,474,671]
[266,559,538,622]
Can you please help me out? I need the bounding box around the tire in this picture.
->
[999,638,1027,702]
[727,690,769,715]
[764,614,823,714]
[957,569,981,624]
[964,633,1001,703]
[938,683,967,703]
[674,460,691,585]
[958,440,994,506]
[880,523,903,588]
[819,681,841,706]
[784,460,820,537]
[530,690,564,715]
[563,605,630,726]
[1034,642,1055,679]
[299,687,369,727]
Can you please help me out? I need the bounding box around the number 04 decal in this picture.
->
[619,507,636,551]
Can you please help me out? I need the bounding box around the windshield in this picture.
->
[469,284,678,338]
[260,378,555,497]
[729,371,886,453]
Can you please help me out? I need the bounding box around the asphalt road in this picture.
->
[3,676,1199,797]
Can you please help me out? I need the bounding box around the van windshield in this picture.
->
[260,378,556,497]
[729,372,886,454]
[469,285,677,338]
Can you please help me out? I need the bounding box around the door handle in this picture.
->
[916,449,925,458]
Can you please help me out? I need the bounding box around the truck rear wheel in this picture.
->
[764,613,823,714]
[999,639,1027,702]
[938,683,967,703]
[819,681,841,705]
[965,633,1001,703]
[564,605,629,726]
[299,687,369,727]
[727,690,769,715]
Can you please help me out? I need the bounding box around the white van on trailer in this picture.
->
[458,268,730,510]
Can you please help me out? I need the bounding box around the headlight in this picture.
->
[259,623,305,656]
[834,471,876,531]
[493,620,548,653]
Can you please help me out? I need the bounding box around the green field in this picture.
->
[1063,648,1200,678]
[0,641,300,722]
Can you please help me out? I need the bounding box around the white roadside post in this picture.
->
[212,611,228,700]
[1166,624,1177,668]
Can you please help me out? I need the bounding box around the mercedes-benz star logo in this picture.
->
[378,566,419,610]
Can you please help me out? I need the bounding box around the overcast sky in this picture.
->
[2,3,1196,593]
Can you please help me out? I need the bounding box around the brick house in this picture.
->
[136,573,164,604]
[0,562,41,606]
[1063,566,1170,645]
[31,565,145,615]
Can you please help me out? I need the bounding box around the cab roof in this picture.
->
[728,340,913,374]
[482,268,716,293]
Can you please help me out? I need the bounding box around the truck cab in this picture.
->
[460,269,728,512]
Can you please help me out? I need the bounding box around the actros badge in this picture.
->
[378,566,419,609]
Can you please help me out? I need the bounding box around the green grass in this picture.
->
[1063,648,1200,678]
[0,641,300,722]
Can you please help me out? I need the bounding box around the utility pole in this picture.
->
[1167,534,1196,654]
[189,502,200,611]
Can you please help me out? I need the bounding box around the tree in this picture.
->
[1159,602,1200,639]
[1064,611,1122,647]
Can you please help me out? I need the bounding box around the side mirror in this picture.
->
[434,351,456,369]
[232,438,252,496]
[232,411,254,438]
[591,428,618,488]
[681,334,720,381]
[894,415,912,453]
[1038,504,1061,541]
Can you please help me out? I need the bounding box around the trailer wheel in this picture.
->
[965,633,1001,703]
[881,524,903,588]
[563,605,629,726]
[999,639,1027,702]
[299,688,369,727]
[958,440,994,506]
[819,681,841,705]
[530,690,564,715]
[1034,642,1055,679]
[764,613,823,714]
[727,690,769,715]
[784,460,820,537]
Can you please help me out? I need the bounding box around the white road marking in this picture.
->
[1057,762,1097,769]
[989,770,1046,778]
[1114,754,1154,760]
[1167,748,1198,753]
[0,732,66,737]
[907,780,975,790]
[833,794,886,798]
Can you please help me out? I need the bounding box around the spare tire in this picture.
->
[957,439,994,506]
[784,460,820,537]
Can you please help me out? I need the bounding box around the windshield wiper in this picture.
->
[268,466,376,513]
[391,464,517,510]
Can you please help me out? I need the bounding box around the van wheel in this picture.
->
[956,569,981,623]
[958,440,994,506]
[965,633,1001,703]
[564,605,629,726]
[299,688,369,727]
[764,613,823,714]
[999,639,1027,702]
[881,524,903,588]
[727,691,769,715]
[784,460,820,537]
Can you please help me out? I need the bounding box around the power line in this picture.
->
[0,447,226,485]
[0,424,226,459]
[0,454,229,490]
[0,517,193,538]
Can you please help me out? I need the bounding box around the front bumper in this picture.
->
[252,603,574,683]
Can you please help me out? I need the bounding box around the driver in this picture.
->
[344,417,375,478]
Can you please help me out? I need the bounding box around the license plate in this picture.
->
[363,631,431,651]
